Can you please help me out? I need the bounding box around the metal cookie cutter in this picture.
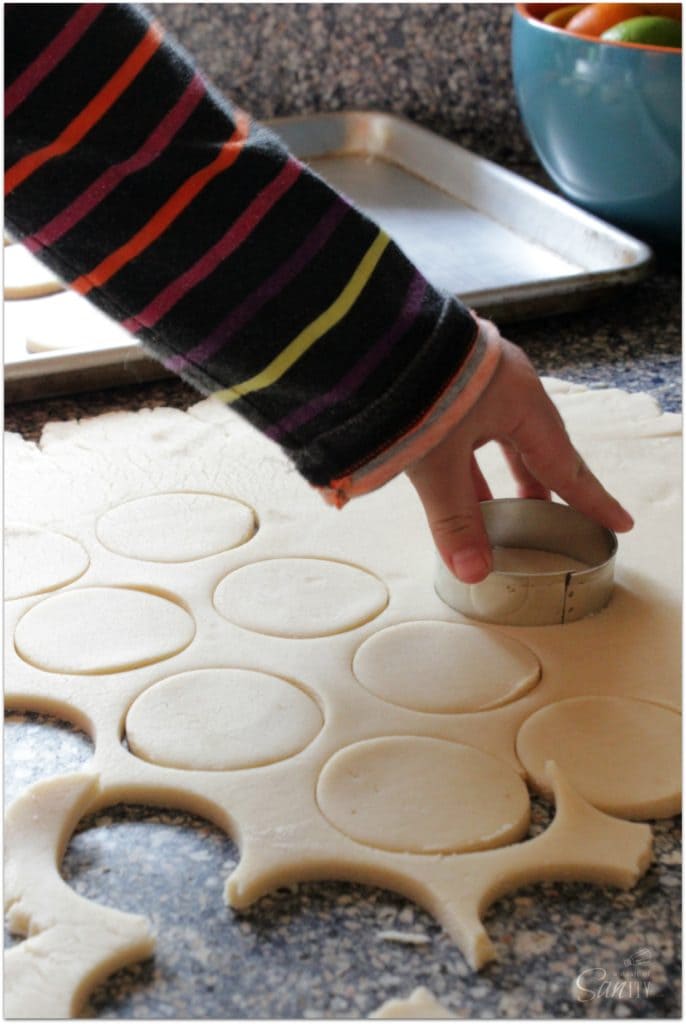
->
[435,499,617,627]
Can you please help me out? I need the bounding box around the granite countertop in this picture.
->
[3,714,681,1019]
[4,3,681,1019]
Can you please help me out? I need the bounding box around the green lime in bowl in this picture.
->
[603,15,681,47]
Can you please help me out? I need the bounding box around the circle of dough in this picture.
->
[516,696,681,820]
[96,492,256,562]
[317,736,531,854]
[14,587,195,675]
[353,621,541,713]
[12,291,130,352]
[4,244,64,299]
[126,668,323,770]
[5,525,89,600]
[214,558,388,638]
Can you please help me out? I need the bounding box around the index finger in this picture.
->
[510,406,634,534]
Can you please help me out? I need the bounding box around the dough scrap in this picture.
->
[96,491,257,562]
[4,773,154,1019]
[213,556,388,637]
[14,586,195,675]
[5,524,90,600]
[126,668,323,770]
[4,244,65,300]
[376,930,431,945]
[353,620,540,713]
[371,986,454,1019]
[316,736,531,854]
[516,696,681,820]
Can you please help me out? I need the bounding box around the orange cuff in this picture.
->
[319,318,503,508]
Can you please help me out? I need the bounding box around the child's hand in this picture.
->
[406,320,634,584]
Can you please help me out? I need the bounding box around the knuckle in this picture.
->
[563,453,589,486]
[523,437,586,489]
[431,512,477,539]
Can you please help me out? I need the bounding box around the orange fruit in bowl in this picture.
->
[565,3,649,35]
[543,4,585,26]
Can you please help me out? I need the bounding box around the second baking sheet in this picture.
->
[5,111,652,400]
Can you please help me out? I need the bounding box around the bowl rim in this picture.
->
[515,3,683,55]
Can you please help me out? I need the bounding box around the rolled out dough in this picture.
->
[213,556,389,637]
[126,668,323,770]
[3,379,681,1015]
[516,696,681,819]
[14,586,195,675]
[96,492,257,562]
[5,525,90,600]
[352,620,540,713]
[316,736,531,854]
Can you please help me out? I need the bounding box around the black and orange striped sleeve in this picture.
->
[4,3,501,505]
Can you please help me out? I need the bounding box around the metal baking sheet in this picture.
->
[4,111,653,402]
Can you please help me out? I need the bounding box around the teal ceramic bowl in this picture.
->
[512,3,681,246]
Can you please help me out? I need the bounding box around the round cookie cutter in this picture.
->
[435,499,617,627]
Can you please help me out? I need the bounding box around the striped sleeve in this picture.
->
[4,3,501,506]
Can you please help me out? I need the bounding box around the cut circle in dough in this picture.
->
[14,587,195,675]
[353,621,540,713]
[213,557,388,638]
[96,492,257,562]
[317,735,531,854]
[125,668,323,770]
[4,244,65,299]
[9,290,131,351]
[516,696,681,820]
[5,524,90,600]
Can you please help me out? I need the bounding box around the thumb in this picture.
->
[408,453,493,584]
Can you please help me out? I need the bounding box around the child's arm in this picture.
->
[5,4,632,581]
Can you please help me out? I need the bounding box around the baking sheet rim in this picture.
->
[4,110,653,391]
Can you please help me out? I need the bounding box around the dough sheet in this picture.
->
[3,379,680,1017]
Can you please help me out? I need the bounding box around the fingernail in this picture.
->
[617,508,634,531]
[451,548,491,583]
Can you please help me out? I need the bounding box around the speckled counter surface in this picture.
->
[3,713,681,1019]
[4,3,681,1019]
